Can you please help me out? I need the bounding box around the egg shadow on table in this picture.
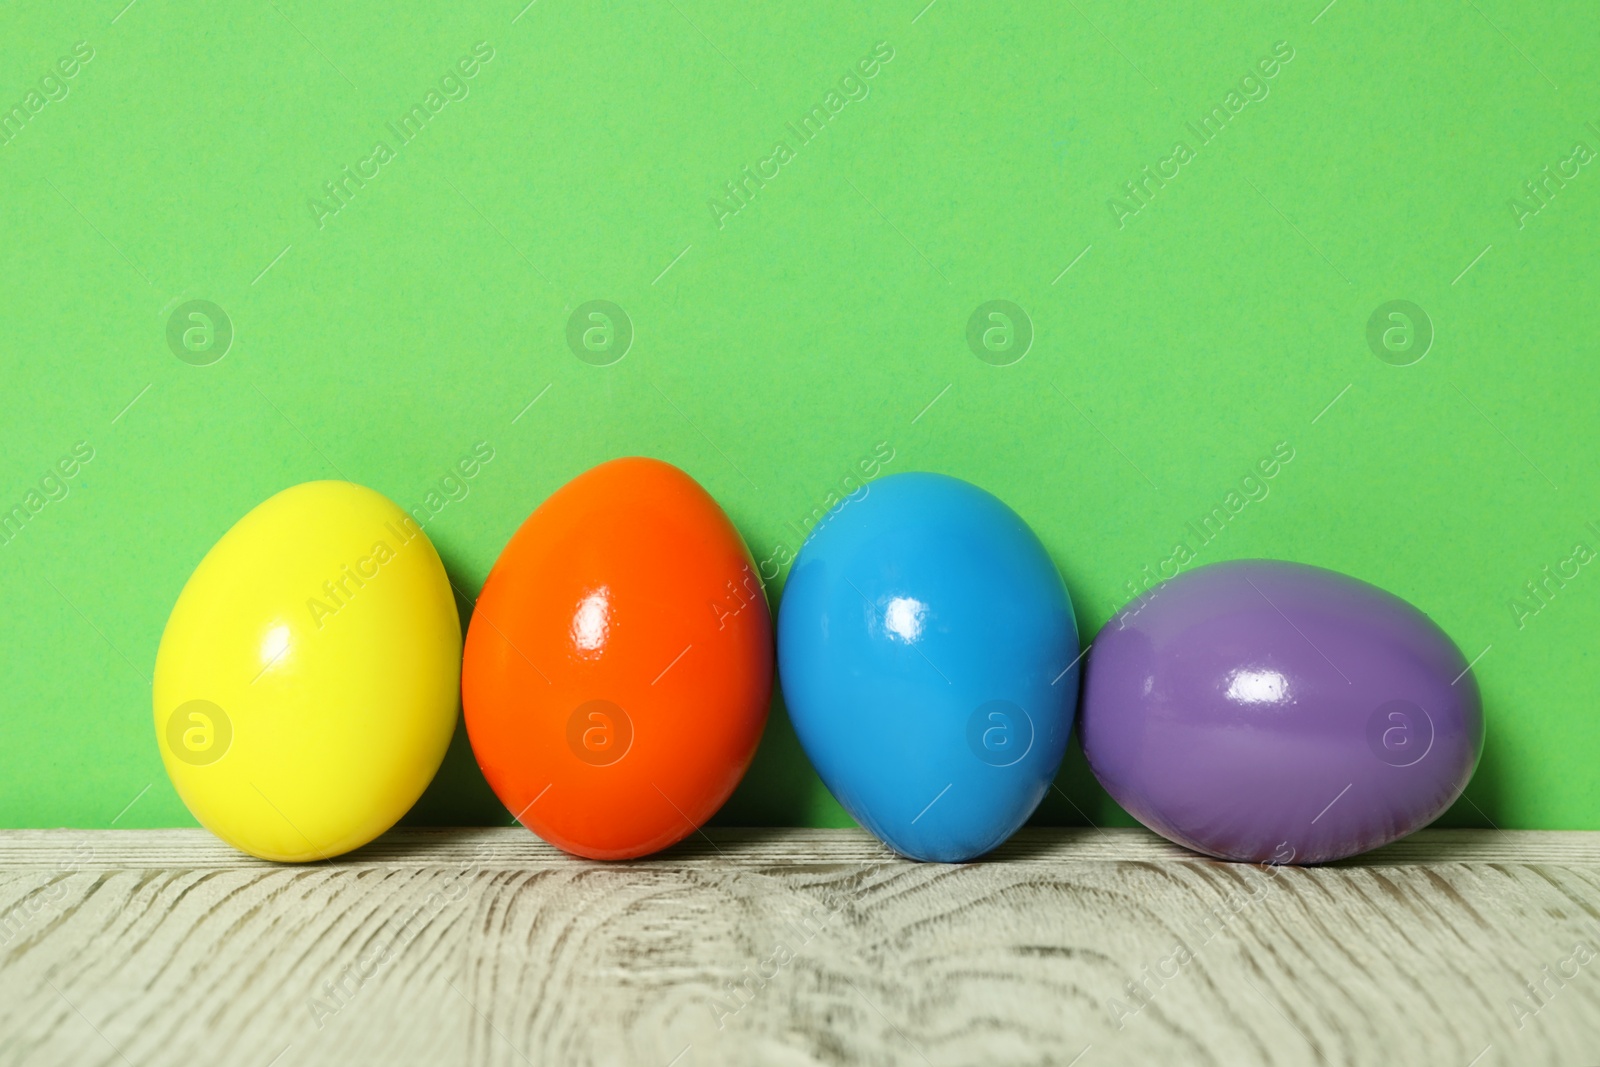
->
[1323,749,1507,870]
[708,665,855,833]
[1031,732,1132,823]
[707,541,856,835]
[1431,701,1506,831]
[1024,554,1143,837]
[399,552,513,827]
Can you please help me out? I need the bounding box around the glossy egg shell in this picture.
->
[1081,559,1484,864]
[778,472,1079,862]
[153,481,462,862]
[461,457,772,860]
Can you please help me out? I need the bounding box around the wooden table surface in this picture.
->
[1,827,1597,1066]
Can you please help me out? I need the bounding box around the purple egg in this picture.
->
[1081,559,1484,864]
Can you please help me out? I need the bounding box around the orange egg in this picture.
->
[462,457,771,859]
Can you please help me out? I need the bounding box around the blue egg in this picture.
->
[778,472,1079,861]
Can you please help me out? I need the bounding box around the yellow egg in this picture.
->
[153,481,461,861]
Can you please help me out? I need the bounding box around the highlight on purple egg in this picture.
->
[1079,558,1484,865]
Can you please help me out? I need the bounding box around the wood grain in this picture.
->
[1,828,1597,1066]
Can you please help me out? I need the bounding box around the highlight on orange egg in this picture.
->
[461,457,772,860]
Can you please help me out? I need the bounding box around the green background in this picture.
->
[2,0,1595,832]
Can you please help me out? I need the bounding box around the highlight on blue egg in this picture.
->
[777,472,1080,862]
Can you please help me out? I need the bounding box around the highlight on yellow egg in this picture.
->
[153,481,462,862]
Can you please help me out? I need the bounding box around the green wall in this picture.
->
[2,0,1596,831]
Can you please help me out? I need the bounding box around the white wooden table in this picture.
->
[1,828,1597,1066]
